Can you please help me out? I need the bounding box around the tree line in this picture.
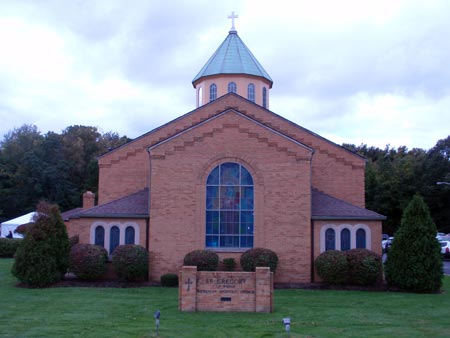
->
[0,124,449,235]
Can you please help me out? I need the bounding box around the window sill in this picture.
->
[206,248,249,253]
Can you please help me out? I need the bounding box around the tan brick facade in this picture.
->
[65,93,383,285]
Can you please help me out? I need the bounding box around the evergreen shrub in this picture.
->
[160,273,179,287]
[315,250,348,284]
[12,202,70,287]
[222,258,237,271]
[0,238,22,257]
[69,243,108,280]
[346,249,382,286]
[240,247,278,273]
[385,194,443,293]
[183,250,219,271]
[112,245,149,281]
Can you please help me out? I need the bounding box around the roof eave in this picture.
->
[79,213,149,219]
[312,215,387,221]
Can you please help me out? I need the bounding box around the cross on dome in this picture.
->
[228,11,238,32]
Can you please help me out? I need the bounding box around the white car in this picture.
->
[440,237,450,259]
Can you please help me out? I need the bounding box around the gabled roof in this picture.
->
[65,189,149,219]
[312,189,386,220]
[192,31,273,87]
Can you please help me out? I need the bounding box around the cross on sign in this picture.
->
[185,278,193,291]
[228,11,238,31]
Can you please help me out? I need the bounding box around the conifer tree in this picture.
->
[384,194,443,293]
[12,202,70,287]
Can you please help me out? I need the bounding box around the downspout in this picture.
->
[146,147,152,280]
[309,150,316,283]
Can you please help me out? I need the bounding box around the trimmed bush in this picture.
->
[315,250,348,284]
[240,248,278,273]
[183,250,219,271]
[69,243,108,280]
[385,195,443,293]
[12,202,70,287]
[69,235,80,248]
[222,258,237,271]
[112,245,149,281]
[0,238,22,257]
[161,273,179,287]
[346,249,382,286]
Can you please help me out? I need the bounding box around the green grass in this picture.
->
[0,258,449,337]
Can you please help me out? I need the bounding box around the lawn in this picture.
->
[0,258,449,338]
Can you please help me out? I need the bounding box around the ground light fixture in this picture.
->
[282,317,291,336]
[154,309,160,335]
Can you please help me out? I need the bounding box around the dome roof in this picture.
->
[192,30,273,87]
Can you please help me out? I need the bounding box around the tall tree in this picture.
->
[384,195,443,293]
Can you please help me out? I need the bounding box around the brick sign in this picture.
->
[178,266,273,312]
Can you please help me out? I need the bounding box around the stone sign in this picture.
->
[178,266,273,312]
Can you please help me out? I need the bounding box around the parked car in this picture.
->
[440,237,450,259]
[382,237,394,253]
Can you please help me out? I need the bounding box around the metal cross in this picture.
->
[228,11,238,31]
[185,278,193,291]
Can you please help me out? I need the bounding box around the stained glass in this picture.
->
[220,186,239,209]
[206,186,219,209]
[241,166,253,185]
[220,162,239,185]
[207,166,219,185]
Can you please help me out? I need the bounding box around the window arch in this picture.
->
[228,82,237,93]
[206,162,254,249]
[110,226,120,254]
[209,84,217,102]
[325,228,335,251]
[262,87,267,108]
[94,225,105,247]
[341,228,351,251]
[248,83,255,102]
[356,228,366,248]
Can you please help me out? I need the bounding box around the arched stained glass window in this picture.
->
[94,226,105,247]
[228,82,237,93]
[210,84,217,101]
[341,228,351,251]
[110,226,120,254]
[206,162,254,249]
[125,226,135,244]
[262,87,267,108]
[325,228,335,251]
[356,228,366,248]
[248,83,255,102]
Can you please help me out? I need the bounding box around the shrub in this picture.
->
[346,249,382,286]
[385,195,443,293]
[160,273,179,287]
[240,248,278,273]
[315,250,348,284]
[69,235,80,248]
[222,258,237,271]
[0,238,22,257]
[183,250,219,271]
[12,202,70,287]
[112,245,149,281]
[69,243,108,280]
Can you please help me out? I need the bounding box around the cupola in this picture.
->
[192,12,273,109]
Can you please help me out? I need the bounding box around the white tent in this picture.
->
[0,212,36,238]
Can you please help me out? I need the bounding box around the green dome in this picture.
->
[192,31,273,87]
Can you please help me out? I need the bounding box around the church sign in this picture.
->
[179,266,273,313]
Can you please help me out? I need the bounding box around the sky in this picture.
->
[0,0,449,150]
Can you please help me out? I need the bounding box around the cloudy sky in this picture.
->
[1,0,449,150]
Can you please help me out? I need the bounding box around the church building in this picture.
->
[65,19,385,284]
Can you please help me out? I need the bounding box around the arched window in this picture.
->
[247,83,255,102]
[110,226,120,254]
[206,162,254,249]
[356,228,366,248]
[197,87,203,107]
[94,226,105,247]
[341,228,351,251]
[228,82,237,93]
[325,228,335,251]
[209,84,217,102]
[262,87,267,108]
[125,226,135,244]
